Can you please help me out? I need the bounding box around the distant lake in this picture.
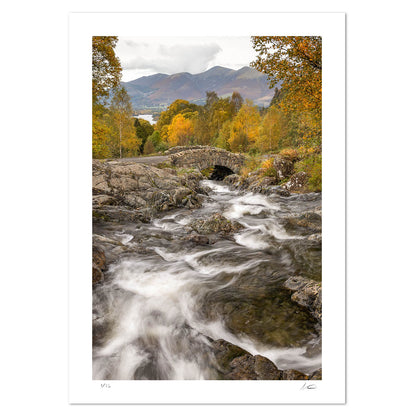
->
[134,114,155,125]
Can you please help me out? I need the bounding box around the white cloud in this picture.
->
[116,37,257,81]
[122,43,222,74]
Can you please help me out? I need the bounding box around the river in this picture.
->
[134,114,155,125]
[93,180,322,380]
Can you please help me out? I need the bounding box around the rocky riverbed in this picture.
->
[92,159,322,380]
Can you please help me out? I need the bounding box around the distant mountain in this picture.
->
[122,66,278,110]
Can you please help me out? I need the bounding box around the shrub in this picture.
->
[279,147,300,162]
[248,147,260,156]
[143,139,155,155]
[244,155,262,172]
[297,145,320,158]
[261,158,277,178]
[294,154,322,192]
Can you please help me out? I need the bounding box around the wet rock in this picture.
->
[183,233,211,245]
[309,368,322,380]
[223,172,290,196]
[304,338,322,358]
[281,369,309,380]
[307,233,322,243]
[92,245,106,285]
[283,210,322,235]
[211,339,282,380]
[223,174,240,186]
[201,281,319,349]
[92,318,110,347]
[188,213,243,236]
[211,339,312,380]
[283,276,322,324]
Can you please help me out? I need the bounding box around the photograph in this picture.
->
[91,35,323,381]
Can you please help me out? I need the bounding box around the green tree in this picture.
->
[147,131,168,152]
[134,118,154,153]
[143,139,155,155]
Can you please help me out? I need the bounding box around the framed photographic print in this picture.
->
[69,12,345,404]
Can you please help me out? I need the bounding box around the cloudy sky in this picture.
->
[115,37,257,82]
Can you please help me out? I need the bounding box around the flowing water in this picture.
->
[93,180,322,380]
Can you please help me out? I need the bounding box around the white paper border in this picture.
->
[69,12,345,404]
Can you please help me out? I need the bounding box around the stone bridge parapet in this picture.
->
[169,147,246,174]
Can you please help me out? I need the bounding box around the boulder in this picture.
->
[284,171,309,193]
[188,213,243,236]
[283,210,322,235]
[210,339,315,380]
[92,245,106,285]
[223,172,290,196]
[283,276,322,323]
[92,160,205,222]
[273,156,294,180]
[182,233,211,245]
[211,339,282,380]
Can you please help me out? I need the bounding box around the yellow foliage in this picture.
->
[229,102,261,152]
[261,158,274,170]
[256,106,288,152]
[167,113,194,146]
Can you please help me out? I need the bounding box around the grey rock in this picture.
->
[92,159,205,222]
[284,171,309,193]
[283,276,322,324]
[188,213,243,235]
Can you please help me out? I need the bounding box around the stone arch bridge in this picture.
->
[169,147,245,179]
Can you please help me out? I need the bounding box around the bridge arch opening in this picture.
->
[208,165,234,181]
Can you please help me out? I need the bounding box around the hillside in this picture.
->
[122,66,278,110]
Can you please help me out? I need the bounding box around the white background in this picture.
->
[1,0,415,414]
[69,12,344,404]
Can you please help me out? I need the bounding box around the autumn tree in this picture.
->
[92,108,112,159]
[229,101,261,152]
[109,87,140,158]
[251,36,321,147]
[92,36,123,158]
[205,91,219,108]
[215,120,232,150]
[251,36,321,113]
[157,100,200,131]
[194,91,234,145]
[230,91,244,116]
[167,113,195,146]
[256,105,289,152]
[92,36,122,105]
